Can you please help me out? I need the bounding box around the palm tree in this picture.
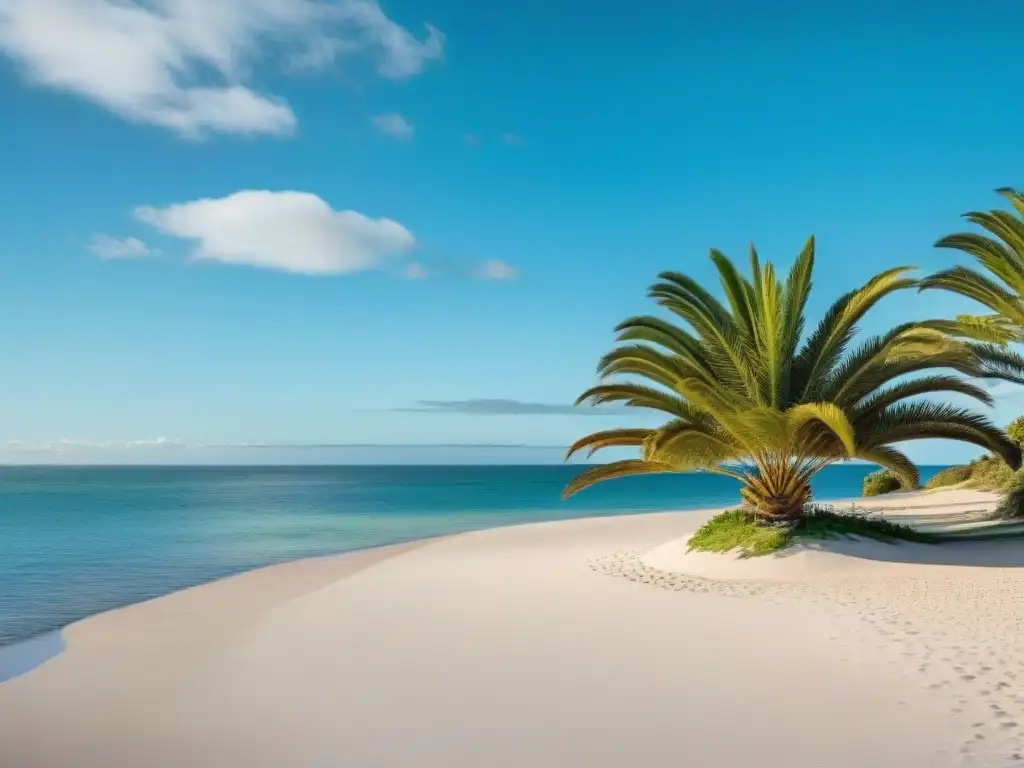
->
[563,239,1024,521]
[919,188,1024,344]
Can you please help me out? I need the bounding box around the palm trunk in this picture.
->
[741,460,812,522]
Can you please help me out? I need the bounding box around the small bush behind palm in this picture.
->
[863,469,902,497]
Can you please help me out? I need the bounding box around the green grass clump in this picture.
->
[924,464,973,490]
[687,505,930,558]
[797,506,931,543]
[862,469,902,497]
[686,509,791,557]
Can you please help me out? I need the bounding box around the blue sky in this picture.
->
[0,0,1022,464]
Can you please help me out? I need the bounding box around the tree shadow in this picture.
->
[798,527,1024,567]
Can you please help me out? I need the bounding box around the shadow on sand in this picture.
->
[794,525,1024,568]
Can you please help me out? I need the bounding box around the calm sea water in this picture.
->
[0,464,945,648]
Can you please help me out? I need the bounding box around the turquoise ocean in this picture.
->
[0,464,945,651]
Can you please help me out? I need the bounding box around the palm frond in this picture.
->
[566,237,1023,513]
[574,383,703,420]
[853,375,993,417]
[856,446,920,489]
[787,402,857,456]
[861,402,1020,468]
[934,231,1024,297]
[643,419,743,468]
[562,460,675,499]
[613,315,710,365]
[926,314,1024,344]
[793,267,917,400]
[923,190,1024,339]
[596,344,698,390]
[565,429,653,460]
[918,266,1023,321]
[967,342,1024,385]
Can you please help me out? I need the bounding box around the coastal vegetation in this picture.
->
[1009,416,1024,447]
[994,470,1024,519]
[687,505,930,557]
[564,238,1023,527]
[925,454,1015,492]
[862,469,903,497]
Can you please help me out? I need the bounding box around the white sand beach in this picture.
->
[3,489,1024,767]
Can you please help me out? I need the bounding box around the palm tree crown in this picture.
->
[564,238,1024,519]
[919,188,1024,344]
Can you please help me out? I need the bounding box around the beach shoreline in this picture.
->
[0,485,969,654]
[4,488,1024,766]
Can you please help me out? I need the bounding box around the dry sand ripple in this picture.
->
[589,534,1024,766]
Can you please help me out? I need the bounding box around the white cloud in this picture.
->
[474,259,518,281]
[402,261,429,279]
[0,0,443,137]
[463,133,480,147]
[134,189,415,275]
[501,132,523,146]
[88,234,151,260]
[374,113,413,140]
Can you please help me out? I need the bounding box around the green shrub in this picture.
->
[925,464,972,490]
[994,470,1024,519]
[1008,416,1024,447]
[687,505,930,558]
[862,469,902,497]
[966,454,1015,492]
[687,509,791,557]
[924,456,1016,493]
[798,505,931,543]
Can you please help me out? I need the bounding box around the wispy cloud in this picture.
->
[6,437,186,454]
[88,234,152,260]
[134,189,415,275]
[391,399,627,416]
[473,259,518,281]
[391,247,518,282]
[463,133,480,148]
[0,0,442,138]
[373,113,414,140]
[501,132,523,146]
[401,261,430,280]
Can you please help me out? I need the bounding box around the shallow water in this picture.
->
[0,464,943,647]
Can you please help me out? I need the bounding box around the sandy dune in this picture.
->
[2,490,1024,767]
